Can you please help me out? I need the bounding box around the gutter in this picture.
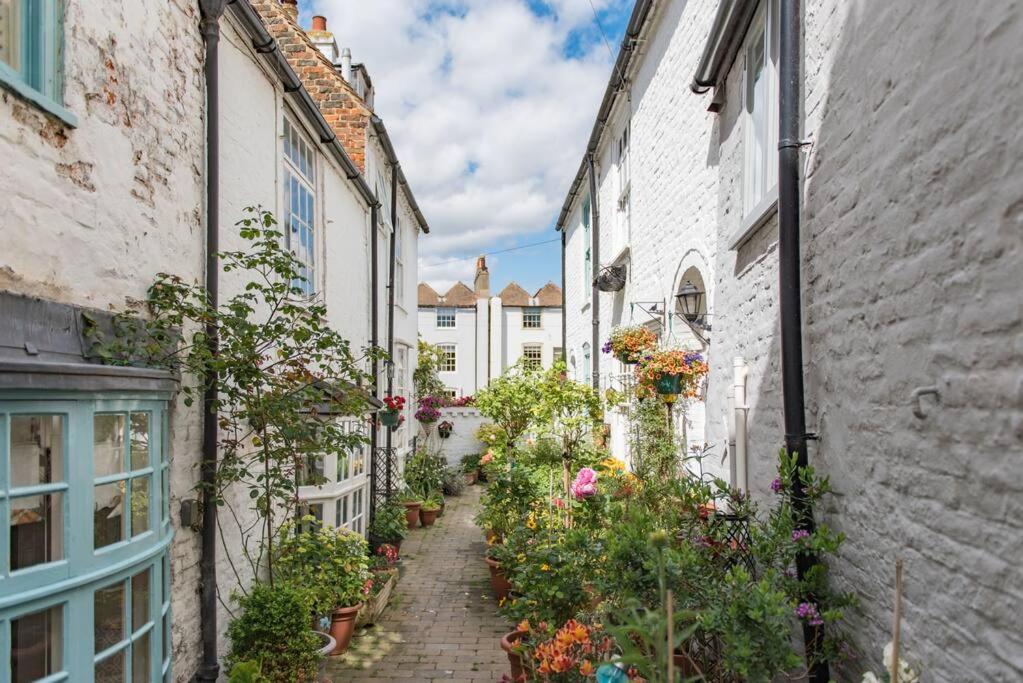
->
[371,115,431,234]
[690,0,759,94]
[555,0,654,231]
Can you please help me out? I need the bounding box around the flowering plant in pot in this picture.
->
[415,395,443,425]
[275,516,371,656]
[380,395,405,427]
[603,325,658,365]
[635,349,708,400]
[396,488,423,529]
[438,420,454,439]
[511,618,621,682]
[368,501,408,553]
[419,492,443,526]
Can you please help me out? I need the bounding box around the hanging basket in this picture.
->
[655,373,683,395]
[616,352,638,366]
[438,427,452,439]
[379,410,400,427]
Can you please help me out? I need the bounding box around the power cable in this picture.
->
[420,238,561,269]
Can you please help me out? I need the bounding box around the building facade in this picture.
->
[559,0,1022,680]
[0,0,425,680]
[419,257,563,396]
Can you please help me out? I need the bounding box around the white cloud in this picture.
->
[308,0,625,289]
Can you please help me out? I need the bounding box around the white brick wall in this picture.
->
[562,0,1023,679]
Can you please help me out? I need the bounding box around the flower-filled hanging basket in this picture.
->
[655,373,683,395]
[603,325,658,365]
[438,420,454,439]
[380,410,400,427]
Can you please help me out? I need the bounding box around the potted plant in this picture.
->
[635,348,708,401]
[226,581,324,682]
[603,325,658,365]
[275,517,371,656]
[460,453,481,485]
[396,489,422,529]
[368,502,408,554]
[415,395,442,435]
[419,493,442,526]
[380,395,405,427]
[438,420,454,439]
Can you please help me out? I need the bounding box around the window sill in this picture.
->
[0,64,78,128]
[608,244,631,265]
[729,188,778,250]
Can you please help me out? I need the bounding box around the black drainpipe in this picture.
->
[385,164,398,495]
[587,153,600,390]
[197,1,227,681]
[369,202,380,522]
[777,0,828,679]
[560,231,567,359]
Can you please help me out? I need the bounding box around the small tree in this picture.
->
[474,363,544,445]
[414,337,448,399]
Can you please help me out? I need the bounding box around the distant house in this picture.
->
[419,257,563,396]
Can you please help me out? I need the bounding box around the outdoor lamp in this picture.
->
[675,280,703,322]
[385,359,395,382]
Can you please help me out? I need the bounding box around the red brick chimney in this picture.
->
[279,0,298,21]
[474,256,490,298]
[312,15,327,31]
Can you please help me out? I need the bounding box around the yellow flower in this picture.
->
[541,563,550,571]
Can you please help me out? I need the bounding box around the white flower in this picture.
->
[861,673,881,683]
[881,642,921,683]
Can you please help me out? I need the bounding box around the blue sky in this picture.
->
[301,0,632,294]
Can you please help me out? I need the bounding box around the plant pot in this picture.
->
[380,409,400,427]
[313,630,336,679]
[463,470,478,486]
[402,501,421,529]
[438,499,446,517]
[485,529,501,545]
[420,507,439,526]
[656,373,683,395]
[616,352,638,365]
[327,604,363,655]
[485,557,511,601]
[439,428,452,439]
[500,630,527,682]
[673,649,699,677]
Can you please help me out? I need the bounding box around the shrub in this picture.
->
[226,582,320,683]
[275,516,370,615]
[404,450,445,498]
[441,466,466,495]
[368,502,408,544]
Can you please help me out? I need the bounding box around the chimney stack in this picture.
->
[474,256,490,298]
[341,47,353,82]
[312,15,327,31]
[279,0,298,21]
[307,13,339,63]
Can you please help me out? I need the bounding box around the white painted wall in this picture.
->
[500,306,563,369]
[418,306,479,396]
[418,408,487,467]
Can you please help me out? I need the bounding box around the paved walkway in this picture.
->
[327,485,511,682]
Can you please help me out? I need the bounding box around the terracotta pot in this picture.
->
[464,471,477,485]
[420,507,439,526]
[327,603,363,655]
[313,630,336,680]
[485,557,511,601]
[673,649,699,677]
[485,529,499,544]
[402,501,421,529]
[437,499,446,517]
[500,630,527,682]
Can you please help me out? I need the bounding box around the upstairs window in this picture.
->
[582,196,592,303]
[522,307,542,329]
[439,344,456,373]
[284,117,317,296]
[616,122,630,202]
[742,0,779,220]
[0,0,75,125]
[522,344,542,370]
[394,220,404,307]
[436,308,456,328]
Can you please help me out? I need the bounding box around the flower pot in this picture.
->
[379,409,400,427]
[673,649,699,677]
[402,501,421,529]
[438,499,446,517]
[616,352,638,365]
[327,604,363,655]
[485,529,501,545]
[313,630,336,679]
[439,429,452,439]
[656,373,683,395]
[463,471,477,486]
[485,557,511,601]
[500,630,527,682]
[420,507,439,526]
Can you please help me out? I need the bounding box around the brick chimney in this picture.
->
[279,0,298,21]
[474,256,490,298]
[308,14,340,63]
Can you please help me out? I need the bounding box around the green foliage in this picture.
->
[404,450,445,499]
[368,502,408,543]
[630,398,681,481]
[414,337,448,399]
[227,660,268,683]
[275,516,370,614]
[441,466,466,495]
[475,364,544,444]
[226,582,321,683]
[460,452,482,474]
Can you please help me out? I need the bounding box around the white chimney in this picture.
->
[341,47,353,83]
[309,15,339,64]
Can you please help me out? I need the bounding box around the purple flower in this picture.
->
[791,530,810,542]
[795,602,824,626]
[601,340,613,354]
[770,478,783,493]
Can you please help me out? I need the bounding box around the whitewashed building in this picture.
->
[419,257,563,396]
[558,0,1022,680]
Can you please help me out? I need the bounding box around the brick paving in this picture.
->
[327,485,512,682]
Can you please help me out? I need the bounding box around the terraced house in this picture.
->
[559,0,1021,679]
[0,0,425,680]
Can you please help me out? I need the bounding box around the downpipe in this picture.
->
[369,202,379,524]
[384,163,398,497]
[777,0,829,679]
[733,357,749,493]
[587,153,600,390]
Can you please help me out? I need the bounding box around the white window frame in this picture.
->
[394,219,404,307]
[522,307,542,329]
[582,196,592,305]
[741,0,780,224]
[438,344,457,373]
[522,343,543,370]
[283,117,318,296]
[297,417,370,538]
[436,307,456,329]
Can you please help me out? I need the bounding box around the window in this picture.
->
[0,0,74,125]
[522,344,542,370]
[350,488,365,535]
[553,347,564,363]
[394,220,404,306]
[439,344,456,373]
[522,307,542,329]
[582,343,592,383]
[582,196,592,303]
[436,307,456,328]
[742,0,779,219]
[0,397,172,683]
[615,122,631,250]
[283,117,317,296]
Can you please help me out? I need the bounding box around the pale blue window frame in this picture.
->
[0,0,76,126]
[0,393,173,683]
[283,117,317,296]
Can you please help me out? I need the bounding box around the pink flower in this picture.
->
[571,467,598,500]
[481,451,494,465]
[553,497,566,509]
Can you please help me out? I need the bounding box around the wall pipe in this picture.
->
[732,357,749,492]
[777,0,828,679]
[197,1,228,681]
[384,163,398,496]
[561,231,567,357]
[587,153,600,390]
[369,202,380,521]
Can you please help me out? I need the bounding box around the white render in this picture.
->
[417,306,482,396]
[560,0,1023,680]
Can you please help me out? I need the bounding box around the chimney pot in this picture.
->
[279,0,298,20]
[312,15,327,31]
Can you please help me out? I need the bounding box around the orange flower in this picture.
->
[579,660,595,676]
[517,619,531,633]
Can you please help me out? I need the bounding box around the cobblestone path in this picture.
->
[327,485,511,682]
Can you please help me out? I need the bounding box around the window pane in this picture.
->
[95,414,126,478]
[95,481,126,549]
[337,451,349,481]
[10,414,63,487]
[130,477,150,536]
[162,470,170,524]
[132,631,151,683]
[129,413,150,470]
[162,612,171,667]
[132,568,151,632]
[95,581,126,653]
[10,492,63,570]
[11,604,63,683]
[0,0,22,73]
[95,650,125,683]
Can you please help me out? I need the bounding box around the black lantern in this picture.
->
[675,280,703,322]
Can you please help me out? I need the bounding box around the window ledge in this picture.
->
[729,188,778,250]
[0,64,78,128]
[608,244,631,265]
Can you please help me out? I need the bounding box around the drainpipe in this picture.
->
[732,358,749,492]
[385,164,398,496]
[197,1,227,681]
[561,231,567,358]
[369,202,379,521]
[587,153,600,390]
[777,0,828,679]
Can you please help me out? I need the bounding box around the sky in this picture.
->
[299,0,632,295]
